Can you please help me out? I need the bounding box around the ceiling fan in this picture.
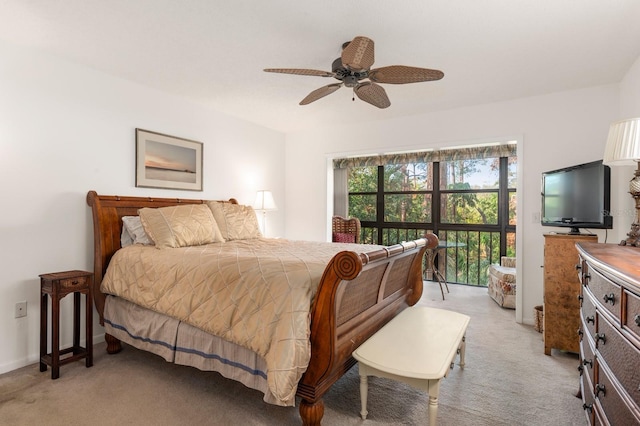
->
[264,36,444,109]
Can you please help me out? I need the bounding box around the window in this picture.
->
[337,144,516,286]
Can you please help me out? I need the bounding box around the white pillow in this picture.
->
[120,223,134,248]
[121,216,153,246]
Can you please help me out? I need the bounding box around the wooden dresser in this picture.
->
[543,234,597,355]
[576,242,640,425]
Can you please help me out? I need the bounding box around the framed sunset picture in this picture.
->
[135,129,203,191]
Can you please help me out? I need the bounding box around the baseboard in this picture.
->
[0,332,105,375]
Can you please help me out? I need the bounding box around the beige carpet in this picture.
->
[0,284,588,425]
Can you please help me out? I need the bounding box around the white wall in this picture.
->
[284,84,620,325]
[609,55,640,242]
[0,41,286,374]
[620,55,640,117]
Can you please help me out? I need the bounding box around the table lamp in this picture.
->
[603,117,640,246]
[253,190,277,236]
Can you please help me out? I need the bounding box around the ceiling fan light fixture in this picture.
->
[343,75,359,88]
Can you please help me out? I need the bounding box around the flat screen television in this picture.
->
[541,160,612,234]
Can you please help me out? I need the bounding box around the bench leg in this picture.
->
[459,335,466,368]
[359,374,369,420]
[428,380,440,426]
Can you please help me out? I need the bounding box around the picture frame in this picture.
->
[135,128,203,191]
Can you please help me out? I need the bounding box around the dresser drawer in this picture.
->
[60,275,89,289]
[582,290,597,337]
[595,363,640,426]
[624,289,640,347]
[580,368,595,425]
[580,337,596,387]
[597,317,640,408]
[593,406,606,426]
[587,267,621,320]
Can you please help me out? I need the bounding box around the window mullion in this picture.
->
[376,165,385,245]
[433,161,440,236]
[499,157,509,256]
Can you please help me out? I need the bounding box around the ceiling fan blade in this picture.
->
[264,68,334,77]
[299,83,342,105]
[341,36,375,71]
[368,65,444,84]
[354,82,390,109]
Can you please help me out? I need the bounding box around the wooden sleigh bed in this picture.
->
[86,190,437,425]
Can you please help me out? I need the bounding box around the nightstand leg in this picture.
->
[73,292,80,353]
[40,293,47,372]
[51,295,60,380]
[85,290,93,367]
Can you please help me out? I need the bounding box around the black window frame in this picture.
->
[348,157,516,274]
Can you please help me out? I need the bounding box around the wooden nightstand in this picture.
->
[39,270,93,379]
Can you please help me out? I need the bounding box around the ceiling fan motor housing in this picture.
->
[332,57,369,86]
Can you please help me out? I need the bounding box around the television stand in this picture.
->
[543,233,598,355]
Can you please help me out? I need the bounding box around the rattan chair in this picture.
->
[331,216,361,243]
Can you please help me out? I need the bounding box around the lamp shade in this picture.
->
[253,190,277,211]
[603,117,640,166]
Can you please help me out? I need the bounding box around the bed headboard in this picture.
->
[86,190,237,322]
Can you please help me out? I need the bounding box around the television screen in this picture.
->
[541,160,612,233]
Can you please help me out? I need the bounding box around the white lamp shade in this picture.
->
[603,117,640,166]
[253,190,277,211]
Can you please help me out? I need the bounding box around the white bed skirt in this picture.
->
[103,295,284,406]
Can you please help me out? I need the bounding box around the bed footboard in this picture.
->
[297,234,438,425]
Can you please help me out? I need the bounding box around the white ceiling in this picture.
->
[2,1,640,134]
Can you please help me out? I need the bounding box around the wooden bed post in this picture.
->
[299,400,324,426]
[104,334,122,354]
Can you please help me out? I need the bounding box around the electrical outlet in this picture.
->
[15,301,27,318]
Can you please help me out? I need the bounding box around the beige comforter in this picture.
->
[101,238,377,405]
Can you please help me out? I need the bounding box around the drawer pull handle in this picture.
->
[603,293,615,305]
[577,329,584,340]
[595,333,607,344]
[71,280,79,285]
[577,365,584,375]
[586,316,594,324]
[582,359,593,369]
[577,294,583,303]
[575,264,582,271]
[582,403,593,413]
[635,314,640,327]
[595,384,606,398]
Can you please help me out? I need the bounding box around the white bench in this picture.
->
[352,306,470,426]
